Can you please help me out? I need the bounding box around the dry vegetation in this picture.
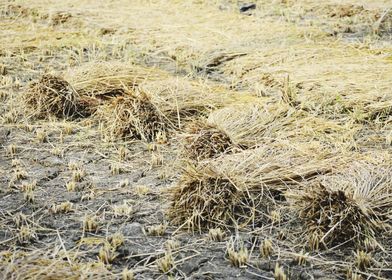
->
[1,0,392,279]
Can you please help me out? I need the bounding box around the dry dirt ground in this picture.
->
[1,0,392,279]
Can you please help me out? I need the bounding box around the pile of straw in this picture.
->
[96,92,167,142]
[288,163,392,247]
[169,142,338,231]
[23,74,92,119]
[181,120,234,161]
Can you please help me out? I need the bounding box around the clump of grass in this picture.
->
[17,225,36,244]
[6,144,17,157]
[98,244,117,264]
[68,160,81,171]
[118,146,128,161]
[168,163,248,231]
[72,169,86,182]
[146,224,167,236]
[20,181,36,192]
[121,268,134,280]
[110,163,122,175]
[112,201,133,218]
[293,250,309,266]
[97,94,167,142]
[107,232,124,249]
[169,143,333,231]
[208,228,226,242]
[182,120,234,161]
[50,147,63,157]
[118,179,130,188]
[65,181,77,192]
[150,151,163,167]
[288,163,392,247]
[274,263,287,280]
[83,215,99,232]
[24,189,35,203]
[165,239,180,251]
[50,11,72,26]
[227,240,249,268]
[11,158,22,167]
[23,74,82,119]
[134,185,150,196]
[260,239,273,259]
[13,212,27,228]
[35,128,47,143]
[156,252,174,274]
[354,250,372,271]
[50,201,73,214]
[13,167,27,180]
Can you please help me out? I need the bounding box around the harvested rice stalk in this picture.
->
[207,103,290,147]
[169,143,337,231]
[208,103,354,148]
[182,120,234,161]
[66,61,169,99]
[97,93,167,142]
[23,74,90,119]
[0,250,112,279]
[287,163,392,247]
[139,77,234,126]
[167,163,259,231]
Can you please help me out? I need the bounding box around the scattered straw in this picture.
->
[66,61,169,99]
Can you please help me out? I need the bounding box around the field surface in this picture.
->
[1,0,392,279]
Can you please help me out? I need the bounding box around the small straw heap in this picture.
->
[181,120,234,161]
[288,163,392,247]
[168,163,261,231]
[96,92,167,142]
[23,74,83,119]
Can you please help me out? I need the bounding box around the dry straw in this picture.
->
[96,92,167,142]
[139,77,236,127]
[65,61,169,99]
[287,163,392,247]
[207,102,355,149]
[23,74,91,119]
[0,249,112,279]
[169,142,339,231]
[181,119,234,161]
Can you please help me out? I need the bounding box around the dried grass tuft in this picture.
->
[23,74,97,119]
[168,163,249,231]
[96,93,167,142]
[181,120,234,161]
[288,163,392,247]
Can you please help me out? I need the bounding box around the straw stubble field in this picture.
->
[1,0,392,279]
